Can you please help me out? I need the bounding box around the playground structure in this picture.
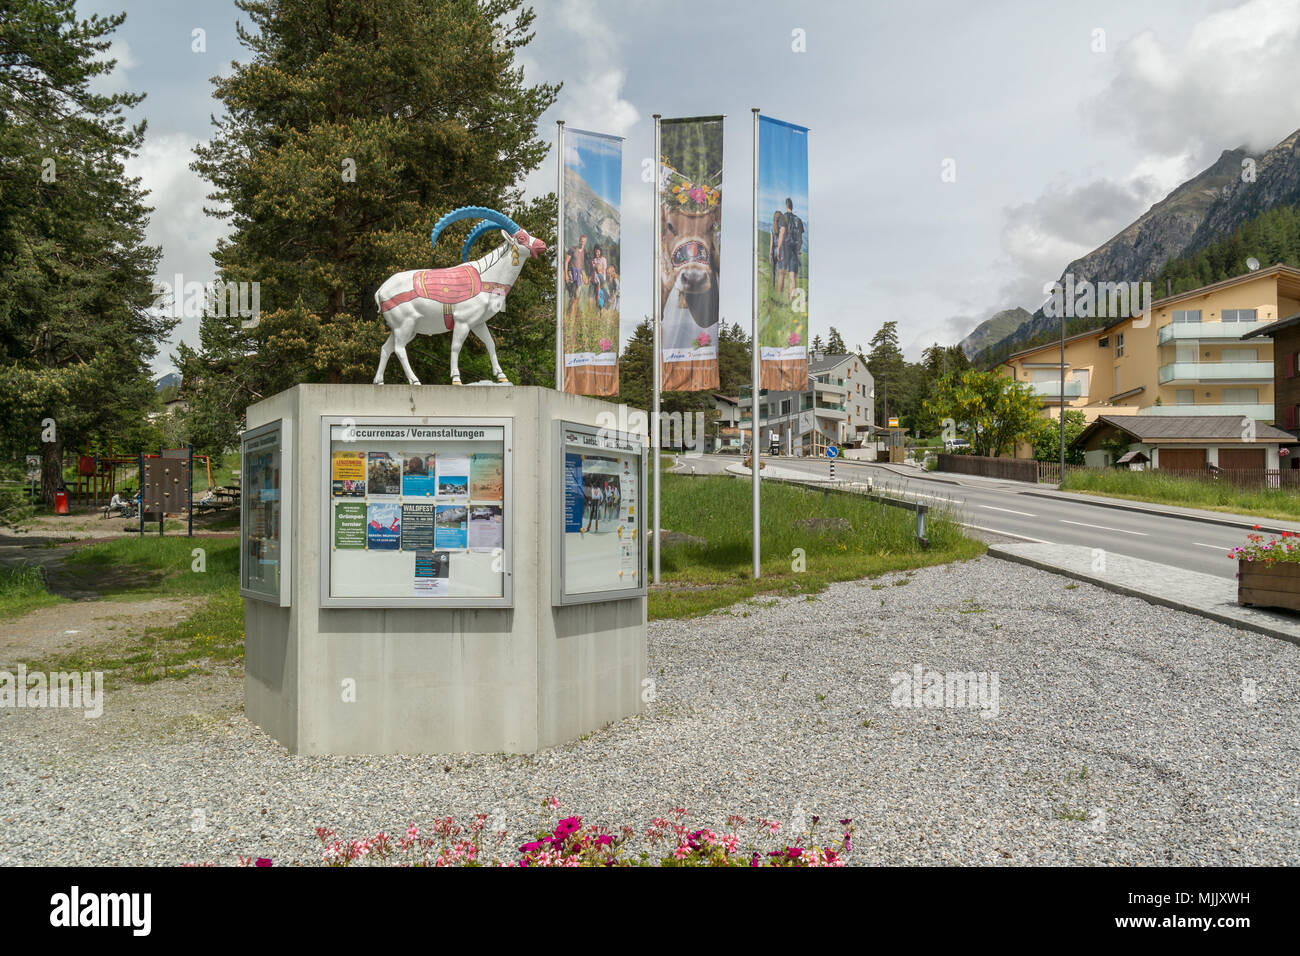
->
[32,444,232,515]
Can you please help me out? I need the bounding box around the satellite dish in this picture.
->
[1247,257,1261,271]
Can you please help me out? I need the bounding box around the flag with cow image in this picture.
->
[757,116,809,391]
[659,116,722,391]
[560,127,623,395]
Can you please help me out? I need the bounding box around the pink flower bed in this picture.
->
[217,799,855,868]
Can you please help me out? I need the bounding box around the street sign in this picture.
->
[826,446,838,458]
[888,417,900,428]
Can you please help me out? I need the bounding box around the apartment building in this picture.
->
[711,393,743,451]
[1243,310,1300,451]
[738,352,875,455]
[998,265,1300,432]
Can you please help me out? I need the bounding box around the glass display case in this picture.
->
[553,420,646,605]
[240,419,291,605]
[318,417,512,608]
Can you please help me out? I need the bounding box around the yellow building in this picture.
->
[998,266,1300,447]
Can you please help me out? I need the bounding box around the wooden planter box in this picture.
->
[1238,559,1300,612]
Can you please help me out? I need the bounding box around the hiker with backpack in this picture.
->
[779,197,804,303]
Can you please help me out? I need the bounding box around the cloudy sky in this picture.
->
[79,0,1300,371]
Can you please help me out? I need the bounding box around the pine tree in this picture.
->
[182,0,559,452]
[0,0,170,501]
[866,321,905,425]
[826,327,846,354]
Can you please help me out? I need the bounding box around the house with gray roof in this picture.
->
[1070,414,1293,470]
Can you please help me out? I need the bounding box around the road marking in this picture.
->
[1194,542,1230,551]
[961,522,1050,544]
[979,504,1036,517]
[1059,519,1146,536]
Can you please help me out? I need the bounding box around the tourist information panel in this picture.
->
[320,418,512,608]
[555,420,646,604]
[240,419,291,606]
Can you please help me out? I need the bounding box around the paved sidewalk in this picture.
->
[988,542,1300,647]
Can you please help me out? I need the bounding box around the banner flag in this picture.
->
[560,127,623,395]
[659,116,723,392]
[757,116,809,391]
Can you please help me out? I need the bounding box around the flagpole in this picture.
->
[751,108,761,580]
[652,114,662,585]
[555,120,565,392]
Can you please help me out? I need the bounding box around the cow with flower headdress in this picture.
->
[373,206,547,386]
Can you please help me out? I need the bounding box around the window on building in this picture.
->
[1115,332,1125,357]
[1172,309,1202,323]
[1098,336,1109,348]
[1175,389,1195,405]
[1221,309,1257,323]
[1175,345,1197,363]
[1071,369,1090,396]
[1114,367,1122,393]
[1221,348,1258,362]
[1223,388,1259,404]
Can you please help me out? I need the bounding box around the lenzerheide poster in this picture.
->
[561,128,623,396]
[659,116,722,392]
[758,116,810,391]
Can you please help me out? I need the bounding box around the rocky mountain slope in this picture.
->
[967,126,1300,362]
[958,308,1031,358]
[562,166,621,268]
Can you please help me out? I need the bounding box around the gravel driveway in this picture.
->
[1,556,1296,866]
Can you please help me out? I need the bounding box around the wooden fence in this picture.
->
[940,456,1300,488]
[1140,467,1300,489]
[936,453,1039,483]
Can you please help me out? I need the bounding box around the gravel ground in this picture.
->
[1,555,1297,866]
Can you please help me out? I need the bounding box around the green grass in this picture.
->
[649,473,983,618]
[21,590,244,686]
[63,536,239,597]
[19,537,244,685]
[1060,469,1300,522]
[0,564,67,619]
[757,229,808,349]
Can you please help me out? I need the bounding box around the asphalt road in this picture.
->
[668,453,1280,580]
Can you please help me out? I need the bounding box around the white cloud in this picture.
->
[125,132,231,371]
[1091,0,1300,156]
[88,39,137,95]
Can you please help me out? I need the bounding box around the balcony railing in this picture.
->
[1137,403,1274,420]
[1028,380,1083,399]
[1157,321,1270,345]
[1157,361,1273,384]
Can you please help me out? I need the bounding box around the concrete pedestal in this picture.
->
[243,384,647,755]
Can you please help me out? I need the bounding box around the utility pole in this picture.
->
[1059,312,1066,478]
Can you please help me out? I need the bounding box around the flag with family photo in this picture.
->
[659,116,722,391]
[560,127,623,396]
[757,116,809,391]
